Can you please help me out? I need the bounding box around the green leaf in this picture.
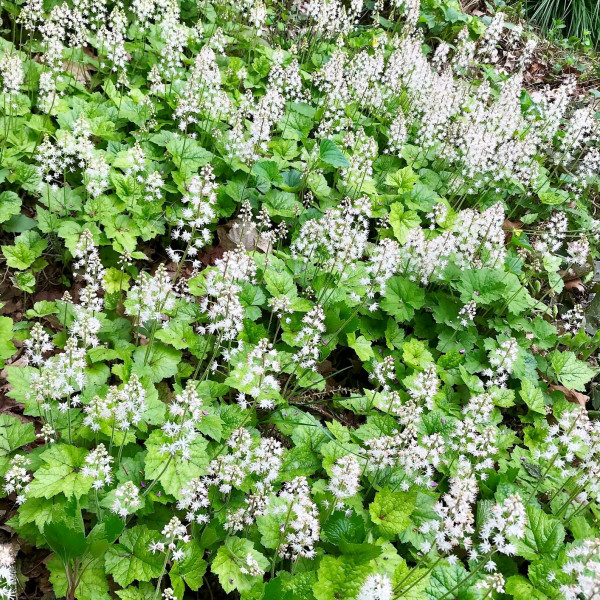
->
[402,339,433,370]
[212,537,269,594]
[424,563,470,600]
[393,560,430,599]
[0,316,16,363]
[454,269,505,304]
[516,506,565,561]
[105,525,164,586]
[132,343,181,383]
[166,137,213,173]
[253,160,284,190]
[505,575,550,600]
[13,162,42,192]
[263,189,303,218]
[44,521,88,562]
[264,266,296,297]
[539,188,568,206]
[29,444,93,500]
[0,191,21,223]
[155,320,197,350]
[385,166,419,193]
[319,139,350,168]
[369,488,416,537]
[279,446,321,480]
[389,203,420,244]
[322,511,365,545]
[144,430,210,496]
[347,333,374,361]
[115,583,155,600]
[381,276,425,322]
[17,496,77,531]
[520,379,545,414]
[14,270,36,293]
[0,413,35,457]
[257,496,288,549]
[543,254,564,295]
[2,230,47,270]
[5,365,36,403]
[548,351,597,391]
[48,554,111,600]
[313,554,372,600]
[25,301,58,319]
[173,541,207,591]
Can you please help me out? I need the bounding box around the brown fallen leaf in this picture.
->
[548,383,589,408]
[502,219,523,230]
[217,218,272,253]
[62,60,95,84]
[564,279,585,293]
[33,290,64,304]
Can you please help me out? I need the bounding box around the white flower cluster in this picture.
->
[125,264,176,324]
[329,454,361,500]
[198,250,256,342]
[274,476,320,561]
[111,481,142,518]
[366,238,401,292]
[83,375,147,432]
[301,0,363,39]
[98,8,128,72]
[363,424,445,491]
[292,196,371,275]
[291,305,326,372]
[30,336,87,412]
[36,116,109,197]
[478,494,526,570]
[0,545,15,600]
[533,211,568,255]
[161,382,205,459]
[82,444,114,490]
[422,467,477,556]
[398,203,507,286]
[227,86,285,163]
[0,51,23,103]
[178,428,284,530]
[23,322,54,367]
[149,517,190,562]
[70,230,106,347]
[168,165,218,268]
[239,553,265,576]
[237,339,281,410]
[458,300,477,327]
[356,574,393,600]
[407,364,439,411]
[485,337,519,388]
[3,455,32,505]
[476,573,505,594]
[560,538,600,600]
[177,478,211,525]
[176,46,230,131]
[370,356,395,392]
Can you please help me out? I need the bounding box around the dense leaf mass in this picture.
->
[0,0,599,599]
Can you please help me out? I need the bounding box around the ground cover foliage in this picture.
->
[0,0,599,598]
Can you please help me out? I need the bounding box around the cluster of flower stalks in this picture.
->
[0,0,599,599]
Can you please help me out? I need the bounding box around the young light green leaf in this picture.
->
[29,445,93,500]
[548,350,597,391]
[369,488,417,537]
[212,537,269,594]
